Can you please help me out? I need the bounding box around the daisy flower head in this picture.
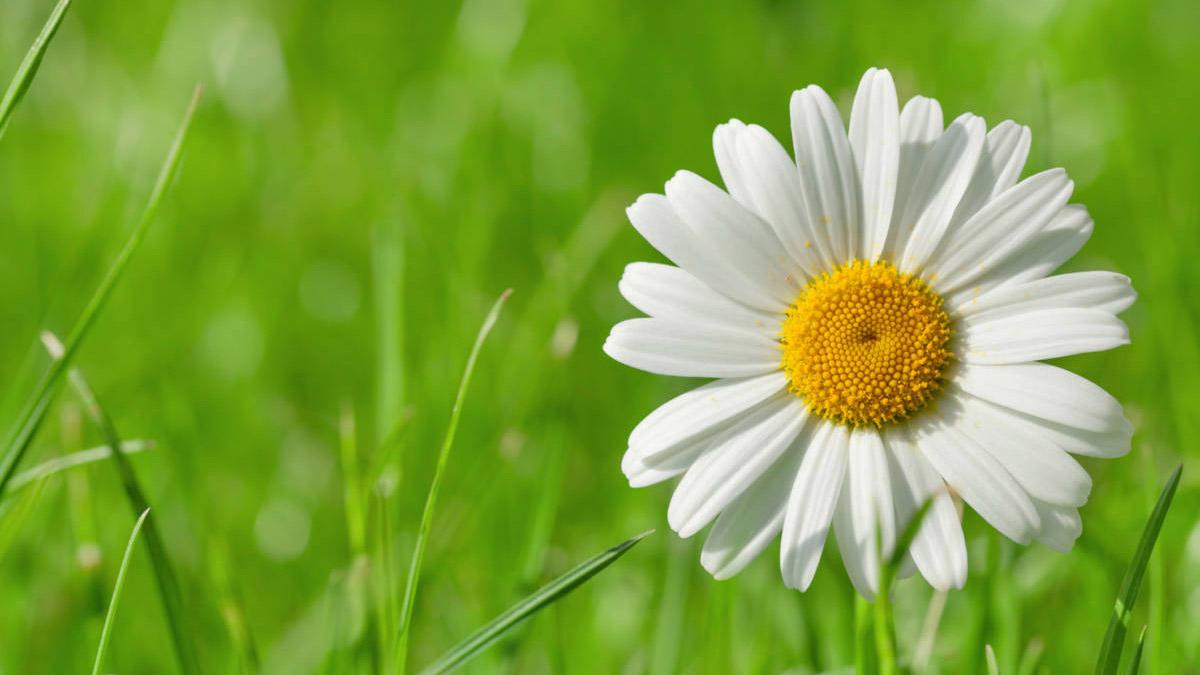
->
[604,67,1135,597]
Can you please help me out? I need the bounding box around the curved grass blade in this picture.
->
[0,84,202,502]
[91,507,151,675]
[41,333,201,675]
[1095,465,1181,675]
[4,440,153,497]
[0,0,72,140]
[985,645,1000,675]
[1124,626,1147,675]
[418,530,653,675]
[393,289,512,673]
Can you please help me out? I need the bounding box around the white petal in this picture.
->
[833,427,895,598]
[910,411,1040,544]
[952,271,1136,321]
[959,307,1129,364]
[886,97,944,260]
[993,409,1131,458]
[790,85,862,265]
[897,114,987,274]
[950,392,1093,507]
[848,68,900,261]
[780,421,849,590]
[668,396,807,537]
[604,318,780,378]
[929,169,1075,292]
[884,428,967,590]
[627,372,788,461]
[626,193,790,312]
[623,437,711,488]
[666,171,802,308]
[713,119,755,207]
[998,205,1095,286]
[946,204,1093,307]
[1033,499,1082,553]
[619,262,778,329]
[719,122,826,277]
[953,362,1127,434]
[700,441,805,580]
[947,121,1031,227]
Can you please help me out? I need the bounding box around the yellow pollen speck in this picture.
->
[780,259,953,427]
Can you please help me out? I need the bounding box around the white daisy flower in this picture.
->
[604,67,1135,597]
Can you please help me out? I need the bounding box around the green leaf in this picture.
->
[419,530,653,675]
[393,289,512,673]
[0,84,202,502]
[1095,465,1182,675]
[91,507,151,675]
[0,0,72,140]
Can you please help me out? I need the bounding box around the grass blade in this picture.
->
[0,84,203,501]
[985,644,1000,675]
[1124,626,1147,675]
[42,333,202,675]
[1095,465,1181,675]
[418,530,653,675]
[91,507,151,675]
[0,0,72,140]
[3,440,153,497]
[392,289,512,673]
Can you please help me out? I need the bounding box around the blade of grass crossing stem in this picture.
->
[419,531,653,675]
[1095,465,1181,675]
[393,289,512,673]
[91,508,151,675]
[1124,627,1147,675]
[874,498,934,675]
[41,333,202,675]
[4,440,153,497]
[0,85,202,501]
[0,0,72,140]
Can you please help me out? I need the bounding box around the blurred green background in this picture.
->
[0,0,1197,672]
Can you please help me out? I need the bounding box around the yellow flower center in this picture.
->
[780,260,953,427]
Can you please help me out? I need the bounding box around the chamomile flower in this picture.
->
[604,68,1134,597]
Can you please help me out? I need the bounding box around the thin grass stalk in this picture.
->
[855,595,877,675]
[1124,627,1147,675]
[985,645,1000,675]
[91,507,151,675]
[0,84,202,500]
[3,439,153,496]
[418,531,652,675]
[42,333,202,675]
[372,218,405,445]
[340,404,366,556]
[392,289,512,673]
[1095,465,1182,675]
[874,498,933,675]
[0,0,72,140]
[913,590,948,673]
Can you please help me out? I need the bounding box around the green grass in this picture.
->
[1,0,1198,673]
[91,507,150,675]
